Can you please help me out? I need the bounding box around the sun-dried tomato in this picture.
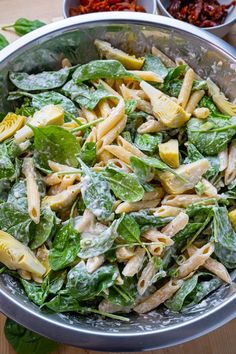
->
[167,0,236,27]
[69,0,146,16]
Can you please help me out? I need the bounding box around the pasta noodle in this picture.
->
[161,212,189,237]
[117,136,145,157]
[115,199,161,214]
[218,147,228,172]
[86,255,105,273]
[193,107,210,119]
[116,246,135,262]
[129,70,163,83]
[225,140,236,185]
[177,68,195,109]
[186,90,205,114]
[137,261,156,296]
[137,119,167,134]
[154,206,184,217]
[162,194,218,208]
[122,247,145,277]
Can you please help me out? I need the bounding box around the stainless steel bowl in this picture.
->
[0,13,236,351]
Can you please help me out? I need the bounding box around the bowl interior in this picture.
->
[64,0,156,17]
[158,0,236,27]
[0,15,236,350]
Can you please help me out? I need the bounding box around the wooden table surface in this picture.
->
[0,1,236,353]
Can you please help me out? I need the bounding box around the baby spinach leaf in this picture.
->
[2,18,46,36]
[164,64,186,84]
[125,99,137,114]
[9,91,78,119]
[78,220,118,259]
[165,274,199,312]
[64,261,118,300]
[107,277,137,307]
[73,60,140,83]
[49,223,80,271]
[134,133,162,153]
[213,206,236,268]
[0,202,31,244]
[15,99,37,117]
[117,214,141,244]
[79,141,96,166]
[48,270,67,295]
[187,117,236,155]
[0,33,9,50]
[173,223,202,246]
[0,143,19,181]
[10,68,71,91]
[31,125,81,168]
[198,96,228,118]
[103,166,144,203]
[45,294,85,313]
[129,211,172,231]
[79,159,113,221]
[4,318,59,354]
[62,81,116,110]
[30,207,56,249]
[20,278,49,306]
[185,143,220,181]
[142,54,169,79]
[186,277,222,306]
[130,156,153,183]
[162,79,207,98]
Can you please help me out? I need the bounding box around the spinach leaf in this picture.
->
[48,270,67,294]
[142,54,169,79]
[79,141,96,166]
[20,278,49,306]
[0,180,11,203]
[162,79,207,98]
[0,202,32,244]
[2,18,45,36]
[165,274,199,312]
[73,60,139,83]
[164,65,186,84]
[78,220,118,259]
[45,294,85,313]
[0,33,9,50]
[186,277,222,306]
[64,261,118,300]
[79,159,113,221]
[62,81,116,110]
[173,223,202,246]
[49,223,80,271]
[103,166,144,203]
[134,133,162,153]
[187,117,236,155]
[15,99,37,117]
[30,207,56,249]
[117,214,141,244]
[125,111,147,138]
[107,277,137,307]
[10,68,71,91]
[9,91,78,119]
[4,318,58,354]
[0,143,19,181]
[185,143,220,181]
[125,99,137,114]
[31,125,81,168]
[130,155,153,183]
[213,206,236,268]
[129,211,172,231]
[198,96,228,118]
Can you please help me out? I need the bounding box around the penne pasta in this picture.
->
[86,255,105,273]
[97,99,125,140]
[137,119,167,134]
[142,187,164,201]
[116,246,135,262]
[218,147,228,172]
[129,70,163,83]
[177,68,195,109]
[186,90,205,114]
[117,136,145,158]
[115,199,161,214]
[120,84,153,114]
[225,141,236,185]
[187,246,231,283]
[86,127,97,143]
[201,178,218,197]
[193,107,210,119]
[154,205,184,217]
[161,212,189,237]
[81,107,97,122]
[22,158,41,224]
[74,209,95,233]
[104,145,133,165]
[134,279,183,314]
[137,261,156,296]
[162,194,218,208]
[122,247,145,277]
[177,243,214,278]
[97,100,111,119]
[42,184,80,211]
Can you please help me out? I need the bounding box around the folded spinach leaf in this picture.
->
[213,206,236,268]
[0,143,20,181]
[79,159,113,221]
[185,143,220,181]
[30,125,81,168]
[107,277,138,307]
[62,81,116,110]
[78,220,119,258]
[30,207,56,249]
[103,166,144,203]
[10,67,72,91]
[73,60,140,83]
[117,214,141,244]
[129,211,172,231]
[4,318,59,354]
[187,117,236,155]
[0,33,9,50]
[20,278,49,306]
[134,133,162,153]
[8,91,78,119]
[49,222,80,271]
[45,294,85,313]
[64,261,118,300]
[142,55,169,79]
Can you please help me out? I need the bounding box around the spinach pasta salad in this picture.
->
[0,39,236,321]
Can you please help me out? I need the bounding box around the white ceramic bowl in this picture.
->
[63,0,157,17]
[156,0,236,37]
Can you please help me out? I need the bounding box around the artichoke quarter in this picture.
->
[207,78,236,116]
[0,230,45,276]
[140,81,191,128]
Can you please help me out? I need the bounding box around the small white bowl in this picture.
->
[156,0,236,37]
[63,0,157,18]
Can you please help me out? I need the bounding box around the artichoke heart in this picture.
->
[159,139,180,168]
[140,81,190,128]
[157,159,210,194]
[207,78,236,116]
[42,184,80,211]
[0,113,25,142]
[14,104,64,144]
[0,230,45,276]
[94,39,144,70]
